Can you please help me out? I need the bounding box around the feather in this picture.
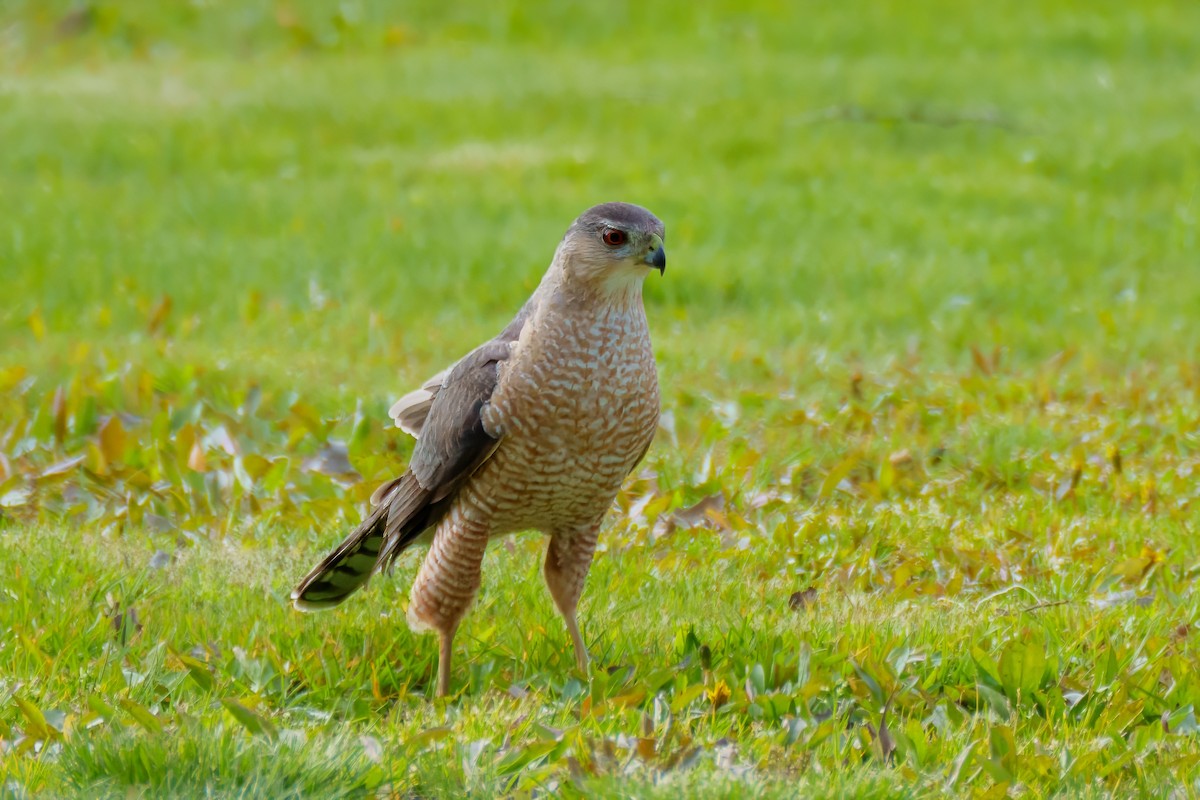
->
[388,369,449,438]
[292,474,432,610]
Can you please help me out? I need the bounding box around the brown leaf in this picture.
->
[108,601,141,644]
[147,294,173,334]
[52,386,67,445]
[970,345,992,375]
[673,493,724,527]
[878,695,896,763]
[1055,467,1081,501]
[789,587,818,610]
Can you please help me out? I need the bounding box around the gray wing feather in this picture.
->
[388,369,450,438]
[374,336,516,566]
[407,338,511,500]
[385,299,532,440]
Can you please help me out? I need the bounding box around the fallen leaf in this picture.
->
[819,455,858,500]
[303,440,361,481]
[52,386,67,444]
[39,455,86,479]
[653,493,726,539]
[188,438,207,472]
[221,699,278,740]
[98,415,127,466]
[147,294,173,334]
[788,587,818,610]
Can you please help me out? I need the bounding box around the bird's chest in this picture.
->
[484,310,659,530]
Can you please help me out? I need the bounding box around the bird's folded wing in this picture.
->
[388,368,451,438]
[376,338,514,566]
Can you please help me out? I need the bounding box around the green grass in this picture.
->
[2,1,1200,796]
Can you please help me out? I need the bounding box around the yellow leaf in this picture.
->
[878,455,896,494]
[176,424,196,462]
[98,416,126,466]
[0,366,27,392]
[819,455,858,500]
[13,695,54,741]
[28,308,46,340]
[119,699,163,735]
[608,689,646,709]
[406,726,452,749]
[707,680,731,709]
[241,453,271,479]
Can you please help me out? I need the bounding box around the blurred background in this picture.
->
[4,0,1197,395]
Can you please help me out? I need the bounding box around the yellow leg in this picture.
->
[437,627,456,697]
[563,608,588,672]
[544,522,601,674]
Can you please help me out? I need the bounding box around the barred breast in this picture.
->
[478,295,659,535]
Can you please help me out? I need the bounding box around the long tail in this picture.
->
[291,473,432,611]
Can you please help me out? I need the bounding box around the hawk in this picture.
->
[293,202,666,696]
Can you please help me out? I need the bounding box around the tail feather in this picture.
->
[291,473,431,611]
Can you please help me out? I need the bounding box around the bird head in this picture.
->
[554,202,666,295]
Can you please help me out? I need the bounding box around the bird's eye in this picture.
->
[601,227,627,247]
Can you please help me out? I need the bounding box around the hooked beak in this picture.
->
[644,234,666,274]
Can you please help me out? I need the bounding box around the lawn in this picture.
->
[2,1,1199,796]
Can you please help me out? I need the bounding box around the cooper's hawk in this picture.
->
[292,202,666,696]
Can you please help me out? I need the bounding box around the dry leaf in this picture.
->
[147,294,173,334]
[39,455,86,479]
[653,493,726,539]
[788,587,818,610]
[188,439,207,472]
[52,386,67,444]
[303,440,361,481]
[98,416,127,466]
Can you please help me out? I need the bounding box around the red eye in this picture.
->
[601,227,627,247]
